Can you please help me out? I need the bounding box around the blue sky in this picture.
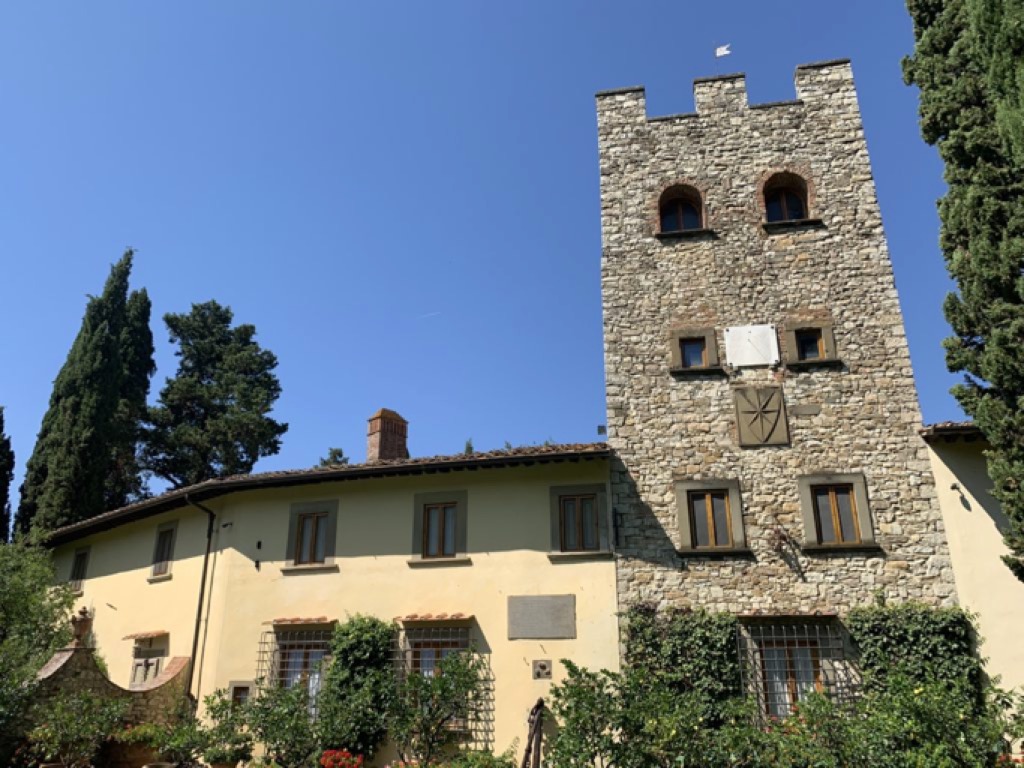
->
[0,2,959,500]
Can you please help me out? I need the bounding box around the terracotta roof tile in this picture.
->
[267,617,334,626]
[920,421,984,441]
[396,612,474,623]
[122,629,169,640]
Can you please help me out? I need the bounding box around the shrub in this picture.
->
[201,688,254,766]
[622,604,740,722]
[26,690,128,768]
[847,602,983,698]
[444,747,517,768]
[388,649,488,766]
[318,615,397,759]
[320,748,364,768]
[246,683,321,768]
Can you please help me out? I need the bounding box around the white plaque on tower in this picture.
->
[723,325,780,367]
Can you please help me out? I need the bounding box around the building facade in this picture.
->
[597,60,957,713]
[45,57,1024,760]
[50,415,619,761]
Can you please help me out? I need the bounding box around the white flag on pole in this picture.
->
[715,44,731,57]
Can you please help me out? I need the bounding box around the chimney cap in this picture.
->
[369,408,407,423]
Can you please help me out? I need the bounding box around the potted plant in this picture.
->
[27,690,128,768]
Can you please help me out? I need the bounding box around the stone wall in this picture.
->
[597,60,957,615]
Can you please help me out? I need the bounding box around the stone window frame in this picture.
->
[797,473,878,551]
[409,490,470,567]
[149,520,178,582]
[756,167,822,231]
[668,327,723,375]
[229,680,255,706]
[650,179,714,239]
[548,483,613,561]
[674,478,750,555]
[282,500,340,574]
[781,319,839,367]
[69,546,90,595]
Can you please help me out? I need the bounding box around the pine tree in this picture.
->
[905,0,1024,579]
[318,448,349,467]
[143,300,288,487]
[0,408,14,544]
[15,251,153,533]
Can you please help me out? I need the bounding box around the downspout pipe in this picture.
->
[185,493,217,704]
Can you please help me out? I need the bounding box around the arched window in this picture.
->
[659,187,703,233]
[763,173,809,223]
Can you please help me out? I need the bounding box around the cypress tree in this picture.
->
[905,0,1024,579]
[143,300,287,488]
[0,408,13,543]
[15,251,154,533]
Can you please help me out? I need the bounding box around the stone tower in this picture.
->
[596,60,956,634]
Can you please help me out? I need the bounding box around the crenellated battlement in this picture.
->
[595,58,854,122]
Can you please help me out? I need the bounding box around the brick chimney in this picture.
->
[367,408,409,462]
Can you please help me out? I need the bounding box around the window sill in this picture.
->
[656,228,716,241]
[762,218,824,233]
[147,573,173,584]
[677,547,755,560]
[669,365,727,377]
[407,555,472,568]
[70,588,84,597]
[547,550,614,563]
[785,358,844,370]
[280,563,340,575]
[800,543,883,555]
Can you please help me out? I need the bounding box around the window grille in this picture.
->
[256,629,332,695]
[393,625,493,750]
[130,638,168,687]
[737,619,860,720]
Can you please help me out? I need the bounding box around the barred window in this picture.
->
[396,625,471,677]
[257,629,332,696]
[738,620,860,719]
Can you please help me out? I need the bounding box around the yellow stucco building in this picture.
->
[922,422,1024,696]
[50,410,620,761]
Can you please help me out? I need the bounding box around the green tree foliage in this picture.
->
[245,683,321,767]
[846,602,983,697]
[318,615,396,758]
[389,650,488,766]
[548,604,1022,768]
[15,251,153,533]
[0,408,14,543]
[0,542,75,763]
[905,0,1024,580]
[26,690,128,768]
[143,300,288,488]
[319,447,350,467]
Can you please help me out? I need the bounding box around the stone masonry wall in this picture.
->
[597,60,957,615]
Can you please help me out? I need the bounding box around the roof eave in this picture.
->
[45,446,611,547]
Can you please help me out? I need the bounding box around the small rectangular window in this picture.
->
[423,503,457,558]
[69,549,89,592]
[295,511,329,565]
[687,490,732,548]
[559,494,599,552]
[760,640,821,717]
[679,337,708,369]
[152,527,175,576]
[794,328,824,361]
[230,685,251,706]
[812,485,860,545]
[130,637,168,688]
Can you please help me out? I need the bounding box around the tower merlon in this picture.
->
[595,58,856,123]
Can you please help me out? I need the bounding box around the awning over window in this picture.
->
[266,616,335,626]
[396,612,473,623]
[122,629,169,640]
